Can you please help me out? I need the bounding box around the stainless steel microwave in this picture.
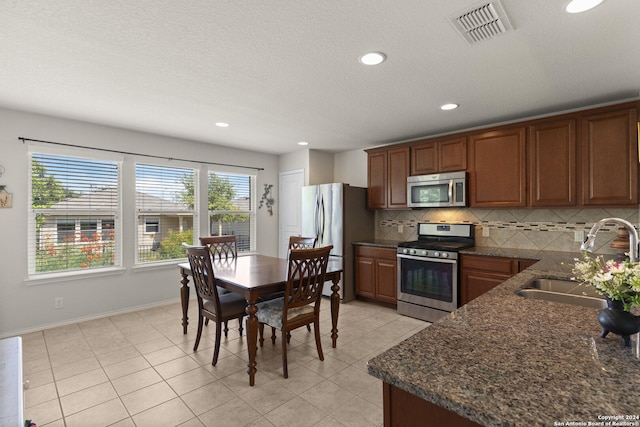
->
[407,171,467,208]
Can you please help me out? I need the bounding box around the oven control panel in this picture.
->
[398,248,457,259]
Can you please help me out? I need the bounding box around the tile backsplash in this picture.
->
[376,207,640,254]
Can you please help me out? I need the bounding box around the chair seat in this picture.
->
[203,292,247,317]
[255,297,314,330]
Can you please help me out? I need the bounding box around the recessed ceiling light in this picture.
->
[440,103,459,111]
[298,141,309,146]
[215,122,229,128]
[565,0,604,13]
[359,52,386,66]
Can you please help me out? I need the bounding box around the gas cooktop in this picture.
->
[397,223,475,257]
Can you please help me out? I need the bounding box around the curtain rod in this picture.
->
[18,137,265,171]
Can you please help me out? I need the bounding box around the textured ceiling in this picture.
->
[1,1,639,155]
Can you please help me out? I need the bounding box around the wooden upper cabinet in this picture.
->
[387,146,410,208]
[411,137,467,175]
[366,145,409,209]
[411,141,437,175]
[367,150,387,209]
[468,127,527,207]
[580,106,638,206]
[528,119,577,206]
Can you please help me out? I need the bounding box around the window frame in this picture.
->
[134,161,198,265]
[207,170,256,254]
[28,148,123,279]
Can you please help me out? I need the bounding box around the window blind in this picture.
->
[208,171,255,253]
[135,163,197,263]
[29,153,120,274]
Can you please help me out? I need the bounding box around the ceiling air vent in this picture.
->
[449,1,513,45]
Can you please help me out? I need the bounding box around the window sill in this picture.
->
[24,267,126,286]
[131,260,187,272]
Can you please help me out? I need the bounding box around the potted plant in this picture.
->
[572,252,640,346]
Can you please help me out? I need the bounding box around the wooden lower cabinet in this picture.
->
[355,245,397,305]
[460,254,538,305]
[383,382,482,427]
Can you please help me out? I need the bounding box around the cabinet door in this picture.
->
[411,141,438,175]
[580,107,638,205]
[460,271,510,305]
[387,146,410,208]
[376,259,397,304]
[439,137,467,172]
[469,127,527,207]
[355,257,376,299]
[529,119,577,206]
[367,150,388,209]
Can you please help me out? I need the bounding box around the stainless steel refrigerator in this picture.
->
[301,183,375,301]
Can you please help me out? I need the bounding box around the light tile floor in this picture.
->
[21,298,428,427]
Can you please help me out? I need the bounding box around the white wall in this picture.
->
[0,107,279,337]
[308,150,334,185]
[334,149,368,188]
[278,148,368,187]
[279,150,309,182]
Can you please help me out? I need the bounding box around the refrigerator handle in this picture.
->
[319,194,325,241]
[315,192,321,241]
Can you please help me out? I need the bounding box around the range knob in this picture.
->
[402,248,409,254]
[441,252,449,258]
[420,250,427,256]
[433,251,440,257]
[409,249,416,255]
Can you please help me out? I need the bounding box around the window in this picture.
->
[29,152,120,275]
[144,217,159,233]
[136,163,197,263]
[208,171,255,253]
[101,219,115,241]
[56,219,75,243]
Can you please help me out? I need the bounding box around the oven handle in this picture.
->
[397,254,457,264]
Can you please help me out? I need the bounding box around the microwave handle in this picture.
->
[448,179,454,206]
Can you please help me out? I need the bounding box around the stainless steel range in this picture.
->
[397,223,475,322]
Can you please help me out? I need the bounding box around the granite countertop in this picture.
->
[353,239,402,249]
[367,249,640,427]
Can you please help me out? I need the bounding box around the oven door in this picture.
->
[397,254,458,312]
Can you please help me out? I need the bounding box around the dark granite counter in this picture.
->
[353,239,402,249]
[367,248,640,427]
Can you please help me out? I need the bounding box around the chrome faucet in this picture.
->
[580,218,640,262]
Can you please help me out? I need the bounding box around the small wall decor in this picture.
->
[0,185,12,208]
[259,183,275,216]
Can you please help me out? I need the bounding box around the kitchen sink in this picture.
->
[515,278,606,309]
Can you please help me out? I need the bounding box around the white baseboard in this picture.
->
[0,297,188,339]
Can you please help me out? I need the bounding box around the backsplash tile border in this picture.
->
[376,207,640,254]
[379,218,626,233]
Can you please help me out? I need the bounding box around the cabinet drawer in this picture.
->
[461,255,515,275]
[356,245,397,260]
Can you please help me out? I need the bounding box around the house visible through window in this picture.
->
[136,163,197,263]
[29,152,120,275]
[208,171,255,253]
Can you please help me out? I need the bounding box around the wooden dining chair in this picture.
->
[185,245,247,366]
[288,236,317,250]
[198,235,241,330]
[287,236,318,332]
[256,245,332,378]
[199,235,238,260]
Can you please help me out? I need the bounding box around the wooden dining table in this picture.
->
[178,254,343,386]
